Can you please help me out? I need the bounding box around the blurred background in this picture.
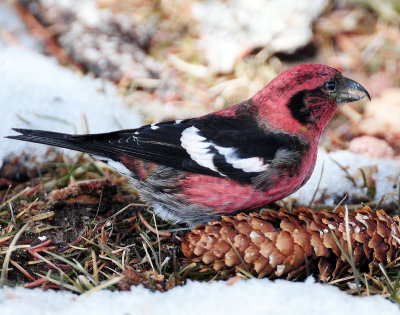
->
[2,0,399,156]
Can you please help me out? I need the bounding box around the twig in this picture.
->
[81,276,124,296]
[142,242,155,273]
[1,185,12,205]
[15,198,39,219]
[153,213,162,271]
[333,194,347,213]
[10,259,35,281]
[24,277,48,288]
[138,212,171,237]
[309,159,325,208]
[95,203,145,226]
[0,187,30,210]
[30,239,53,251]
[330,157,357,186]
[344,205,361,296]
[227,238,250,275]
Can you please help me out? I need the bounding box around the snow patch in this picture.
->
[192,0,329,73]
[287,149,400,207]
[0,278,397,315]
[0,46,142,167]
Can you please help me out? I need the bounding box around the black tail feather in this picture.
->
[6,128,187,167]
[6,124,226,178]
[6,128,115,159]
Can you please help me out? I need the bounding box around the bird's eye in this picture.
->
[325,80,336,92]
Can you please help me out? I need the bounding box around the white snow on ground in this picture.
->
[0,45,142,167]
[0,278,399,315]
[0,0,140,169]
[192,0,329,73]
[0,2,399,314]
[289,149,400,206]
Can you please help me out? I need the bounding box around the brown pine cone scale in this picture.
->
[182,207,400,281]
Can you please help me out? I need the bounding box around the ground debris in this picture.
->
[45,179,118,207]
[0,162,186,293]
[117,267,180,291]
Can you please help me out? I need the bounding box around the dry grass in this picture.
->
[0,152,399,304]
[0,153,180,292]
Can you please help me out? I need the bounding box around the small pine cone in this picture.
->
[182,207,400,281]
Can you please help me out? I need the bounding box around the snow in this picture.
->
[192,0,329,73]
[0,278,398,315]
[289,149,400,206]
[0,44,142,167]
[0,2,143,167]
[0,3,145,163]
[0,2,399,313]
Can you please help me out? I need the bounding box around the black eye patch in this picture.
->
[287,90,311,125]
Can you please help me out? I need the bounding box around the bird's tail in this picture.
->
[6,128,110,158]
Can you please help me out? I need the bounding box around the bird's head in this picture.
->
[252,63,370,139]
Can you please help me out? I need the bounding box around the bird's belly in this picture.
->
[119,147,318,218]
[177,148,318,214]
[178,172,304,214]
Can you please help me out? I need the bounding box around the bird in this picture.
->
[7,64,370,227]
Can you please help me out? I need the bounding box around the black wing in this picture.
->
[7,115,308,183]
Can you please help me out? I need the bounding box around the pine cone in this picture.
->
[182,207,400,281]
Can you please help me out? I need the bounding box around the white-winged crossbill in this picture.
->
[7,64,370,226]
